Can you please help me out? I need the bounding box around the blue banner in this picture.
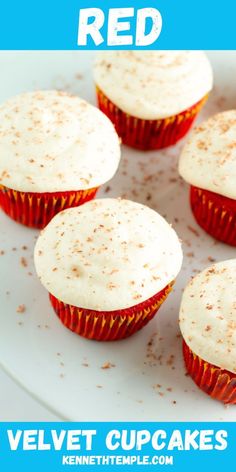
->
[0,422,233,470]
[0,0,235,50]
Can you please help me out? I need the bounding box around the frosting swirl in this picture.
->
[180,259,236,373]
[179,110,236,199]
[94,51,213,119]
[34,198,183,311]
[0,90,121,192]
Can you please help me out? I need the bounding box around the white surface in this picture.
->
[0,369,58,421]
[34,199,182,311]
[180,259,236,374]
[179,109,236,199]
[0,90,120,192]
[0,51,236,421]
[94,51,213,119]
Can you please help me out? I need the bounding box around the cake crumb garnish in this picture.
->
[20,257,28,268]
[101,362,115,370]
[16,304,26,313]
[187,225,200,237]
[205,325,212,332]
[107,282,117,290]
[208,256,216,263]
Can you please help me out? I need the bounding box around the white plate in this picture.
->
[0,51,236,421]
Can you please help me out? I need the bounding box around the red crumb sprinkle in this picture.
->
[16,304,26,313]
[205,325,212,331]
[101,362,116,370]
[206,304,213,310]
[208,256,216,263]
[20,257,28,267]
[186,252,194,258]
[166,354,175,366]
[187,225,200,237]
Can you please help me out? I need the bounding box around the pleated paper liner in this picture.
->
[0,185,98,229]
[96,87,208,151]
[190,185,236,246]
[49,282,173,341]
[183,340,236,404]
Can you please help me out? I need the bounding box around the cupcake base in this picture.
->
[190,185,236,246]
[0,185,98,229]
[183,340,236,404]
[96,87,208,151]
[49,283,173,341]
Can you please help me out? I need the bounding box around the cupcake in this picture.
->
[94,51,213,151]
[180,259,236,404]
[0,90,120,229]
[34,198,183,341]
[179,110,236,246]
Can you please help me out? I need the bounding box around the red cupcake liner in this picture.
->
[49,282,173,341]
[190,185,236,246]
[183,340,236,404]
[96,87,208,151]
[0,185,98,229]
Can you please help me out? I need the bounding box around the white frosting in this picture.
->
[0,90,120,193]
[179,110,236,200]
[34,198,183,311]
[94,51,213,120]
[179,259,236,374]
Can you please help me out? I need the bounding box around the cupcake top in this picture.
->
[94,51,213,120]
[179,110,236,200]
[179,259,236,374]
[34,198,183,311]
[0,90,120,193]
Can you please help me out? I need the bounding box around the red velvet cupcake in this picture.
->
[180,259,236,404]
[94,51,213,150]
[0,90,120,229]
[179,110,236,246]
[34,198,183,341]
